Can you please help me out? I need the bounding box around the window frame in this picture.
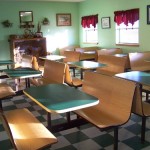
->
[82,24,98,44]
[115,21,139,46]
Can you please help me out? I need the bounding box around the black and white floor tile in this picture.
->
[0,76,150,150]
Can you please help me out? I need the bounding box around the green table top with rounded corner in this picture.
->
[23,84,99,113]
[39,55,66,61]
[115,71,150,86]
[0,60,14,65]
[68,61,106,70]
[0,60,14,69]
[4,67,42,78]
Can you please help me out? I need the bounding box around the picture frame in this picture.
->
[56,13,71,26]
[35,32,43,38]
[101,17,111,29]
[147,5,150,24]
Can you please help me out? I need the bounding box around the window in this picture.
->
[114,8,139,45]
[83,24,98,43]
[116,21,139,45]
[81,14,98,43]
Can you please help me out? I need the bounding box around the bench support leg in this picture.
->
[66,112,71,124]
[47,112,52,130]
[0,100,2,111]
[73,68,76,77]
[114,127,118,150]
[80,69,84,79]
[141,116,146,143]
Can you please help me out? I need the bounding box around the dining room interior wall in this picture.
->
[1,0,150,60]
[79,0,150,53]
[0,1,79,59]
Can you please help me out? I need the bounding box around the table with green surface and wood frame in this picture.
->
[23,83,99,132]
[68,60,106,79]
[4,67,42,90]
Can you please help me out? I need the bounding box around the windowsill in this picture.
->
[83,42,99,44]
[116,43,139,47]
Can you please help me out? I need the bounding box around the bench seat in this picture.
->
[0,108,57,150]
[74,72,136,150]
[0,83,16,110]
[96,54,127,76]
[30,60,66,86]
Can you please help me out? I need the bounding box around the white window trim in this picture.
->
[115,21,139,46]
[83,24,98,44]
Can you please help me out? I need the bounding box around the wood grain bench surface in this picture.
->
[0,83,16,110]
[132,84,150,142]
[75,71,136,128]
[0,83,16,99]
[129,52,150,71]
[96,54,127,76]
[129,52,150,100]
[30,60,66,86]
[74,72,136,149]
[0,108,57,150]
[75,47,99,61]
[64,64,82,88]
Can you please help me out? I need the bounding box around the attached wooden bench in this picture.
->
[129,52,150,100]
[75,47,100,61]
[0,83,16,110]
[74,72,136,150]
[129,52,150,71]
[64,63,82,88]
[97,48,122,55]
[30,60,66,86]
[95,48,123,61]
[63,50,81,77]
[132,84,150,142]
[59,45,80,56]
[96,54,127,76]
[0,108,57,150]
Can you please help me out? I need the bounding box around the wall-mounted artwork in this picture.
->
[147,5,150,24]
[56,13,71,26]
[101,17,111,29]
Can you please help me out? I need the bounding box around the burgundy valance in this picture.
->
[81,14,98,28]
[114,8,139,26]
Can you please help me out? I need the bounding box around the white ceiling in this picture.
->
[0,0,85,2]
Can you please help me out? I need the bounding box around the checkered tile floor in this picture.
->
[0,78,150,150]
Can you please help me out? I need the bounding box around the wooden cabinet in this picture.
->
[9,37,47,67]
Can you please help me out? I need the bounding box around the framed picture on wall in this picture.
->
[101,17,111,29]
[147,5,150,24]
[56,13,71,26]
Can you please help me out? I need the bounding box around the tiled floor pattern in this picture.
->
[0,77,150,150]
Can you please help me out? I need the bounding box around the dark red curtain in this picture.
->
[114,8,139,26]
[81,14,98,28]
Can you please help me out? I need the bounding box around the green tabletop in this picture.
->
[69,61,106,69]
[0,60,14,69]
[0,60,14,65]
[23,84,99,113]
[68,60,106,79]
[115,71,150,86]
[4,67,42,78]
[39,55,66,61]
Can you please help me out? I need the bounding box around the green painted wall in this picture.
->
[1,0,150,60]
[0,2,79,59]
[79,0,150,53]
